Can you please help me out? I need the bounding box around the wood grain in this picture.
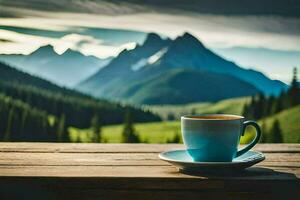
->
[0,143,299,153]
[0,143,299,200]
[0,152,299,167]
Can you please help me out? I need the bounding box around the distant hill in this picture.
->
[0,61,161,129]
[113,68,259,104]
[77,32,286,104]
[259,105,300,143]
[144,97,249,120]
[0,45,111,87]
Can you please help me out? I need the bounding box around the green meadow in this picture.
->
[69,97,300,144]
[69,121,180,143]
[143,97,250,120]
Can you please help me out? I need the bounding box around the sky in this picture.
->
[0,0,299,82]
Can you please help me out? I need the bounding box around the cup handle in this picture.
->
[236,120,261,157]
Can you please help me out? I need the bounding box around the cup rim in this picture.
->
[181,114,244,121]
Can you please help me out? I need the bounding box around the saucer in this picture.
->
[159,150,265,172]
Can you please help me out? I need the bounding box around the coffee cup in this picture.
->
[181,114,261,162]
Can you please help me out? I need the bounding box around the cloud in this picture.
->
[34,12,300,51]
[1,5,299,52]
[52,34,103,54]
[53,34,136,58]
[1,0,300,17]
[0,30,136,58]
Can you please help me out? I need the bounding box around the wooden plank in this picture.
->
[0,143,299,199]
[0,152,299,167]
[0,143,183,153]
[0,143,299,153]
[1,177,298,200]
[0,165,299,179]
[0,152,164,166]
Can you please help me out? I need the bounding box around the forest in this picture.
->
[0,62,160,142]
[243,68,300,142]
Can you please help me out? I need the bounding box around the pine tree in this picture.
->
[270,119,283,143]
[260,121,268,143]
[191,108,196,115]
[242,103,249,118]
[287,67,300,107]
[20,108,29,138]
[122,109,140,143]
[265,96,275,116]
[57,114,66,142]
[256,93,265,118]
[167,112,175,121]
[91,114,101,143]
[245,95,256,119]
[3,108,14,141]
[271,96,283,114]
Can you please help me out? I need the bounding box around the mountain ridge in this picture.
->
[117,68,260,104]
[0,45,111,87]
[77,33,172,94]
[77,32,287,104]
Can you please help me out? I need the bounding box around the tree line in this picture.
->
[243,68,300,120]
[243,67,300,143]
[0,93,58,141]
[0,82,160,129]
[0,61,161,142]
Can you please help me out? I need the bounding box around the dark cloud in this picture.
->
[118,0,300,17]
[0,0,299,17]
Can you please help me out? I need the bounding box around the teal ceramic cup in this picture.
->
[181,114,261,162]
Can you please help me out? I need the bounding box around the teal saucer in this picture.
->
[159,150,265,171]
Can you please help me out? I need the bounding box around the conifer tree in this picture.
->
[122,109,140,143]
[256,93,265,118]
[271,96,283,114]
[91,114,101,143]
[20,109,29,137]
[287,67,300,107]
[270,119,283,143]
[57,114,66,142]
[167,112,175,121]
[4,108,14,141]
[260,121,268,143]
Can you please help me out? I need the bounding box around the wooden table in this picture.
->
[0,143,299,200]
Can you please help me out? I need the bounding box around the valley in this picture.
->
[70,99,300,144]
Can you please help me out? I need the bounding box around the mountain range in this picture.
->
[0,45,111,87]
[77,32,287,104]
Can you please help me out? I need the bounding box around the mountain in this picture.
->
[116,68,259,104]
[0,45,111,87]
[213,47,300,83]
[77,33,171,95]
[149,33,287,95]
[77,32,287,105]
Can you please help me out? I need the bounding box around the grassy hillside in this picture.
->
[70,102,300,144]
[69,97,252,143]
[260,105,300,142]
[70,121,180,143]
[144,97,249,120]
[113,68,258,105]
[70,120,254,144]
